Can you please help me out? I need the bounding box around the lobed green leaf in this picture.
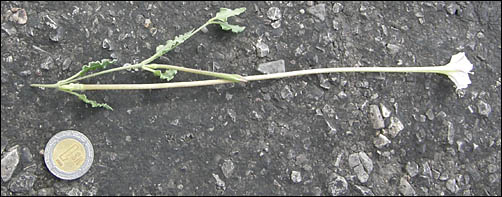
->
[79,59,117,77]
[214,7,246,22]
[153,69,177,81]
[156,29,195,55]
[70,91,113,110]
[213,21,246,33]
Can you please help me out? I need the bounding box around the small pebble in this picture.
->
[425,108,435,120]
[476,100,491,117]
[369,105,385,129]
[291,170,302,183]
[271,20,281,29]
[257,60,285,74]
[358,152,373,173]
[19,70,32,77]
[1,146,20,182]
[406,161,419,177]
[221,159,235,178]
[399,177,416,196]
[10,8,28,25]
[49,27,64,42]
[255,41,269,57]
[144,18,152,28]
[374,134,391,149]
[387,117,404,138]
[386,43,401,55]
[200,26,208,33]
[212,173,226,190]
[354,165,369,183]
[380,103,391,118]
[332,3,343,14]
[102,38,112,50]
[447,121,455,145]
[446,3,460,15]
[328,174,348,195]
[348,153,361,168]
[306,4,326,21]
[446,178,459,193]
[476,32,484,39]
[40,56,54,70]
[267,7,281,21]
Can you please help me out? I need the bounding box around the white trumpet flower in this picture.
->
[434,52,474,90]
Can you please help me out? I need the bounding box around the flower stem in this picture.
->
[30,83,60,88]
[64,63,142,84]
[63,65,452,91]
[145,64,247,82]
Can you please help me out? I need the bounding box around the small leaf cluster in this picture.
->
[153,69,177,81]
[211,8,246,33]
[59,7,247,110]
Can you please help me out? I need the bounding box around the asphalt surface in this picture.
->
[1,1,501,196]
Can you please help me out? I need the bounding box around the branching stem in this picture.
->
[43,65,455,91]
[29,7,473,110]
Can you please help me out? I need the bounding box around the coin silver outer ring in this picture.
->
[44,130,94,180]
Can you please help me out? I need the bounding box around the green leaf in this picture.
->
[156,29,195,55]
[214,7,246,22]
[153,69,177,81]
[69,91,113,110]
[79,59,117,77]
[212,8,246,33]
[213,21,246,33]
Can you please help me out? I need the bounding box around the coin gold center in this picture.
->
[52,138,86,173]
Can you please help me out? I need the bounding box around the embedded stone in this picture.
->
[307,4,326,21]
[369,105,385,129]
[1,146,20,182]
[257,60,285,74]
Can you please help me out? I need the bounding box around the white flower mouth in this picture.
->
[439,52,474,90]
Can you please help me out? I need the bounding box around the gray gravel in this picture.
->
[374,134,391,149]
[477,100,492,117]
[387,116,404,138]
[257,59,285,74]
[306,4,326,21]
[221,159,235,178]
[399,176,416,196]
[1,146,19,182]
[8,171,36,193]
[255,41,269,58]
[266,7,281,21]
[327,173,348,196]
[369,104,385,129]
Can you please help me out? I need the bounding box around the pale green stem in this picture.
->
[64,63,142,84]
[58,71,84,84]
[145,64,247,82]
[62,65,452,91]
[30,83,60,88]
[141,66,157,73]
